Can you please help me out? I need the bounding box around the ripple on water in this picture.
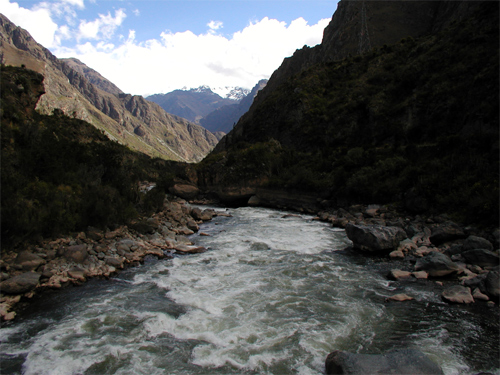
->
[0,206,498,375]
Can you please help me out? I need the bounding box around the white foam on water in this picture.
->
[2,206,496,374]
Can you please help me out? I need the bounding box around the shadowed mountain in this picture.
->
[198,0,499,224]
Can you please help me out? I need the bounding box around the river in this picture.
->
[1,206,499,374]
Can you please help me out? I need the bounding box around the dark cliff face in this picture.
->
[246,0,486,112]
[200,1,499,224]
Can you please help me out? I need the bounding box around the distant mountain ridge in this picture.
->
[146,86,248,124]
[200,79,268,135]
[0,13,217,162]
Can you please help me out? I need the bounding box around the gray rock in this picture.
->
[461,249,499,268]
[186,219,199,232]
[485,271,499,300]
[190,207,203,220]
[415,252,461,277]
[345,224,407,252]
[442,285,474,304]
[200,209,216,221]
[169,184,199,200]
[116,239,136,252]
[429,221,465,245]
[325,349,443,375]
[15,251,45,271]
[248,195,261,206]
[250,242,270,251]
[0,272,41,294]
[174,245,207,254]
[104,256,124,269]
[64,245,88,263]
[463,235,494,251]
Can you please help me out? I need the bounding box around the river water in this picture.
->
[1,207,499,374]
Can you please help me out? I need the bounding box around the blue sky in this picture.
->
[1,0,339,96]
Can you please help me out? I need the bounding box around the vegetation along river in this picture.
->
[1,207,499,374]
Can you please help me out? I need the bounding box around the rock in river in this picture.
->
[0,272,41,294]
[325,348,444,375]
[442,285,474,304]
[345,224,407,252]
[414,252,461,277]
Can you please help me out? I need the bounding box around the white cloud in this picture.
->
[54,16,330,96]
[0,0,59,47]
[1,0,331,97]
[77,9,126,41]
[207,20,223,33]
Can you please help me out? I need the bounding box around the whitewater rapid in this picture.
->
[1,207,498,374]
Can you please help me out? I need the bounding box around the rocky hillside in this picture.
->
[198,1,499,225]
[0,65,187,248]
[146,86,243,124]
[60,57,124,96]
[0,14,217,162]
[200,79,268,135]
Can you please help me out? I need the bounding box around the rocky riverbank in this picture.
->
[0,195,229,322]
[313,203,500,305]
[2,192,498,324]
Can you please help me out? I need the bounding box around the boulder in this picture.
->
[461,249,499,268]
[345,224,407,252]
[429,221,465,245]
[67,267,86,282]
[442,285,474,304]
[463,235,494,251]
[15,251,45,271]
[463,273,488,293]
[190,207,203,220]
[414,252,461,277]
[174,245,207,254]
[0,272,41,294]
[63,245,88,263]
[104,256,124,269]
[385,293,414,302]
[176,227,195,236]
[389,270,412,280]
[389,250,405,259]
[412,271,429,279]
[190,208,215,221]
[325,349,443,375]
[169,184,199,200]
[200,209,216,221]
[472,288,489,301]
[248,195,261,206]
[485,271,499,300]
[116,239,138,252]
[186,219,199,232]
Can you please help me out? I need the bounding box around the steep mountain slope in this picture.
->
[199,79,268,135]
[0,14,217,162]
[60,57,124,96]
[1,65,178,247]
[258,0,488,103]
[199,1,499,224]
[146,86,241,124]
